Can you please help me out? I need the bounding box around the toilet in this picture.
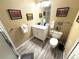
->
[49,30,63,48]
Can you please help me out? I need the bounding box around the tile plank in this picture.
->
[17,38,63,59]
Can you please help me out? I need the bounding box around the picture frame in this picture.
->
[39,13,42,18]
[26,13,33,20]
[43,11,46,16]
[56,7,69,17]
[76,16,79,23]
[8,9,22,20]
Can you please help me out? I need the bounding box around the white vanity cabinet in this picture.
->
[32,25,48,41]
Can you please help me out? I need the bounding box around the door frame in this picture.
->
[0,21,19,55]
[66,38,79,59]
[0,28,18,57]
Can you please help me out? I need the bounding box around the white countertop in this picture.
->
[32,25,48,30]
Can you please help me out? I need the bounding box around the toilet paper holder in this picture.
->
[20,24,28,34]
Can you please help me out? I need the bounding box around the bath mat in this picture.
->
[21,53,34,59]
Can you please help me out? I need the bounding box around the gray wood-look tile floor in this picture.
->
[17,38,63,59]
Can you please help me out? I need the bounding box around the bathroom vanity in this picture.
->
[32,25,48,41]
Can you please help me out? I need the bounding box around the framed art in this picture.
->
[43,11,46,16]
[8,9,22,20]
[56,7,69,17]
[39,13,42,18]
[76,16,79,23]
[26,13,33,20]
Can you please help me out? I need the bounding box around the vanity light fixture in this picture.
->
[36,1,51,8]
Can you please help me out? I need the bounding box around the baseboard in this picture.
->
[16,36,33,51]
[63,52,65,59]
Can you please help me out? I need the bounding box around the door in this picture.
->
[0,28,18,59]
[67,42,79,59]
[66,11,79,59]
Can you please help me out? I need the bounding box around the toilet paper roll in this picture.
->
[20,24,28,33]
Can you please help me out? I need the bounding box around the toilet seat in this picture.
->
[50,38,58,48]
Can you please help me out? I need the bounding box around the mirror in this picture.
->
[37,0,51,25]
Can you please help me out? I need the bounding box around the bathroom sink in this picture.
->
[32,25,48,30]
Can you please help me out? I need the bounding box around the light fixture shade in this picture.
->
[36,1,51,8]
[41,1,51,8]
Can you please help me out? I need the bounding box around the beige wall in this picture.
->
[50,0,79,44]
[64,11,79,58]
[0,0,43,47]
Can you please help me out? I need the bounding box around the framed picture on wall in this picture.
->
[26,13,33,20]
[43,11,46,16]
[39,13,42,18]
[8,9,22,20]
[56,7,69,17]
[76,16,79,23]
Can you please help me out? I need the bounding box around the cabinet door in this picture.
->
[32,27,38,37]
[37,29,46,41]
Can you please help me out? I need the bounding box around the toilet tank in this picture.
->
[52,30,63,39]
